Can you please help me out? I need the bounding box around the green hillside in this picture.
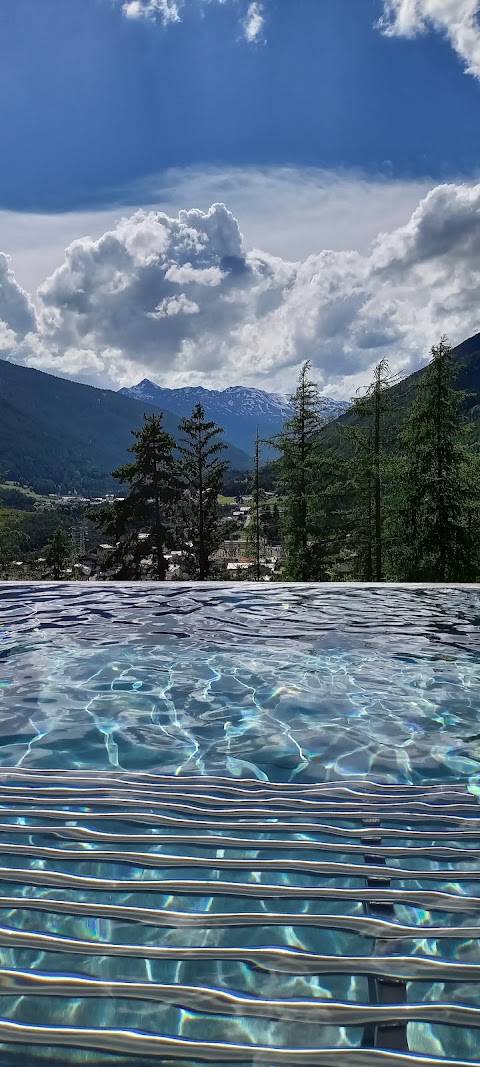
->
[323,331,480,446]
[0,359,251,495]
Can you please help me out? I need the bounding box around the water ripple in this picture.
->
[1,583,480,785]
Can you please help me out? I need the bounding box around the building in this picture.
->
[214,540,285,563]
[214,540,253,562]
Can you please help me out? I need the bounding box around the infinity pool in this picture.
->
[0,583,478,1066]
[1,583,480,784]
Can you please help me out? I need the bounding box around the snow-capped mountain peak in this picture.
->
[119,380,349,459]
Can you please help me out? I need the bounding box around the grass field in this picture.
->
[0,481,42,499]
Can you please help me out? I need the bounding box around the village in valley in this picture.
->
[0,484,285,581]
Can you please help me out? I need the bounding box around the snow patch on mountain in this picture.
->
[121,380,348,421]
[120,380,349,458]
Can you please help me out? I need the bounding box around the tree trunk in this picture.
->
[366,466,373,582]
[198,438,205,580]
[152,453,163,581]
[255,431,261,581]
[374,365,382,581]
[299,377,308,580]
[435,358,446,582]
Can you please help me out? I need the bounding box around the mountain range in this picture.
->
[0,362,346,496]
[1,332,479,497]
[0,360,251,496]
[120,380,349,457]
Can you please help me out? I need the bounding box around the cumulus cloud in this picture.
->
[164,263,225,285]
[0,253,37,360]
[0,254,37,337]
[0,183,475,396]
[1,167,434,302]
[34,203,262,383]
[371,182,480,271]
[379,0,480,78]
[149,293,200,317]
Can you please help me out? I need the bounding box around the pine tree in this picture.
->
[259,500,279,547]
[246,430,263,580]
[390,337,480,581]
[45,527,72,580]
[346,359,396,581]
[95,414,179,580]
[178,403,229,580]
[272,503,281,542]
[272,362,330,580]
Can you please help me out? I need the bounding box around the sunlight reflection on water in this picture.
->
[1,583,480,784]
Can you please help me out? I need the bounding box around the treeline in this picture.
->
[275,337,480,582]
[94,403,229,580]
[3,336,477,583]
[92,335,480,583]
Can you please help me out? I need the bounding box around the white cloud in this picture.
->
[0,166,435,298]
[122,0,180,23]
[116,0,480,73]
[165,263,225,285]
[0,321,19,357]
[0,253,37,361]
[371,181,480,270]
[34,203,261,383]
[150,293,200,316]
[379,0,480,78]
[119,0,262,41]
[243,2,265,42]
[3,180,478,398]
[0,254,37,338]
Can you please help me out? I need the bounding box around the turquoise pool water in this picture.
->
[1,583,480,784]
[0,583,478,1065]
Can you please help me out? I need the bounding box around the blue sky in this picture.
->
[1,0,480,395]
[1,0,479,212]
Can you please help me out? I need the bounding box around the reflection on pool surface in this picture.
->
[1,583,480,783]
[0,583,479,1066]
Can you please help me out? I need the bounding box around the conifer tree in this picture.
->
[272,362,330,580]
[346,359,396,581]
[260,500,280,547]
[246,430,263,580]
[95,413,179,580]
[390,337,480,581]
[270,502,281,544]
[178,403,229,580]
[45,527,72,580]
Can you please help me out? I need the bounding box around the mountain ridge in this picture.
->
[120,380,349,456]
[0,360,251,495]
[2,331,478,499]
[322,331,480,445]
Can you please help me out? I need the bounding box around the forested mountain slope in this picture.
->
[0,360,251,494]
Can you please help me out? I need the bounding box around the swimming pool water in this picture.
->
[1,583,480,784]
[0,583,479,1065]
